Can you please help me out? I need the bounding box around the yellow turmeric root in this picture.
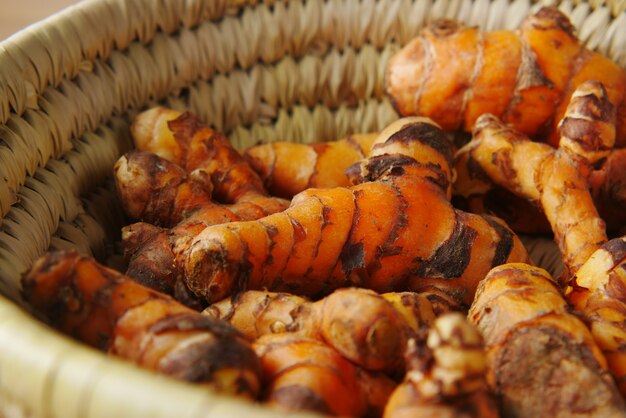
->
[253,333,397,417]
[384,313,498,418]
[456,84,626,395]
[469,263,626,417]
[455,153,626,237]
[386,7,626,147]
[114,150,211,226]
[181,117,529,306]
[21,251,262,398]
[130,107,288,213]
[116,150,290,307]
[455,80,614,279]
[241,112,626,237]
[115,150,284,226]
[243,123,488,204]
[121,218,226,310]
[244,133,378,198]
[116,108,293,305]
[204,287,439,372]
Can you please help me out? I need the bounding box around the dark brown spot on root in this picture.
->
[465,153,493,184]
[374,183,408,263]
[269,385,331,415]
[356,154,414,182]
[159,334,260,390]
[173,278,206,311]
[344,160,366,185]
[413,210,477,279]
[122,223,165,259]
[340,190,366,280]
[126,246,177,296]
[184,241,239,303]
[383,121,455,167]
[560,118,613,152]
[429,19,466,38]
[289,217,306,244]
[311,196,330,262]
[420,162,452,192]
[491,148,519,186]
[604,237,626,263]
[482,215,515,268]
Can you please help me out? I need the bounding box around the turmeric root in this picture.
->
[204,287,438,372]
[182,117,529,306]
[115,150,286,227]
[130,107,288,213]
[455,80,614,279]
[114,150,212,226]
[461,83,626,397]
[121,220,218,310]
[115,149,292,306]
[204,290,310,340]
[384,313,498,418]
[117,108,289,304]
[21,251,262,398]
[569,237,626,395]
[115,151,282,308]
[455,149,626,238]
[469,263,626,417]
[386,7,626,147]
[244,133,378,198]
[253,334,397,417]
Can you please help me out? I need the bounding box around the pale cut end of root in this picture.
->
[183,226,245,303]
[426,313,486,397]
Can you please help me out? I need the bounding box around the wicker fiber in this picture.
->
[0,0,625,416]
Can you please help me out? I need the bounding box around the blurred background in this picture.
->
[0,0,79,40]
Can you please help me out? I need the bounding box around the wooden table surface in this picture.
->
[0,0,81,41]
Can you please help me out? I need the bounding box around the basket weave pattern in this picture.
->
[0,0,625,416]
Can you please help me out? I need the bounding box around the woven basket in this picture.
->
[0,0,624,416]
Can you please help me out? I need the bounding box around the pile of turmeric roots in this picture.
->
[22,6,626,418]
